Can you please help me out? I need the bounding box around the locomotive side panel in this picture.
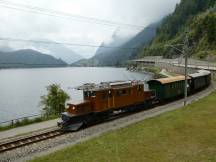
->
[133,85,147,103]
[112,85,149,109]
[112,88,133,109]
[92,90,110,113]
[67,101,92,116]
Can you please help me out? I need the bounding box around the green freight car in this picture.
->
[189,70,211,92]
[147,76,190,101]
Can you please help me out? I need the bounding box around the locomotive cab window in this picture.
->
[116,89,128,96]
[84,91,90,97]
[84,91,96,98]
[91,91,96,97]
[122,89,127,95]
[137,85,142,91]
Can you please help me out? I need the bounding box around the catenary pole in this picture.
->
[183,32,189,106]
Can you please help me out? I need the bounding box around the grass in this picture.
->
[30,91,216,162]
[165,70,179,77]
[213,72,216,82]
[143,67,166,78]
[0,115,58,132]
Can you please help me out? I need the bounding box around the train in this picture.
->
[57,70,211,131]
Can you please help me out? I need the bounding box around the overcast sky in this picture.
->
[0,0,180,58]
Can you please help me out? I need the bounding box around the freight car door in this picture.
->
[108,90,113,108]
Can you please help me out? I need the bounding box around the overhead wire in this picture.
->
[0,0,157,50]
[0,0,151,30]
[0,37,141,50]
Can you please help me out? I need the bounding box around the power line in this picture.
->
[0,0,152,30]
[0,62,66,65]
[0,37,140,50]
[0,4,120,28]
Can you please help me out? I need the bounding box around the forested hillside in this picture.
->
[139,0,216,60]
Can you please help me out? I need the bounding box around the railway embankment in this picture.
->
[130,57,216,79]
[0,84,214,162]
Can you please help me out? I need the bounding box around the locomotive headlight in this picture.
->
[72,106,75,110]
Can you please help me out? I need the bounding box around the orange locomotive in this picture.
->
[58,81,154,131]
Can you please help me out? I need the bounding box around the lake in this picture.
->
[0,67,152,122]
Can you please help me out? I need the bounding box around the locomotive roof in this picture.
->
[148,75,189,85]
[67,100,91,106]
[76,80,144,91]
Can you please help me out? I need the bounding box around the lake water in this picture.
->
[0,67,152,122]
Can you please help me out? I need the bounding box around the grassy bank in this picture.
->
[141,67,166,78]
[30,91,216,162]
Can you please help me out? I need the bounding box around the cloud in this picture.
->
[0,0,180,58]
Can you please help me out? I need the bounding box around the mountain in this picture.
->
[0,49,67,68]
[72,22,160,67]
[0,42,83,64]
[139,0,216,60]
[30,42,83,64]
[0,46,13,52]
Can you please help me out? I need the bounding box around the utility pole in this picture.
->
[183,32,189,106]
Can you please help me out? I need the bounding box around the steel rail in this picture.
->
[0,129,64,153]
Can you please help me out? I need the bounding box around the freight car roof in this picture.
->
[148,76,189,85]
[189,70,211,78]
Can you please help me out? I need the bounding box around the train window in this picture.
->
[116,90,122,96]
[116,91,120,96]
[101,93,108,100]
[128,89,131,95]
[84,91,90,97]
[108,90,112,98]
[91,91,96,97]
[137,85,142,91]
[116,90,128,96]
[170,84,173,89]
[122,90,127,95]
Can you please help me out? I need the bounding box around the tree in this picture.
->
[40,84,70,117]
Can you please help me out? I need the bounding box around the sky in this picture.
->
[0,0,180,58]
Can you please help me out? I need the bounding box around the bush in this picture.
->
[40,84,70,117]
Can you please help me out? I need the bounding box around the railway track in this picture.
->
[0,129,64,153]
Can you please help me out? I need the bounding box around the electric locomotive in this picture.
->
[58,80,154,131]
